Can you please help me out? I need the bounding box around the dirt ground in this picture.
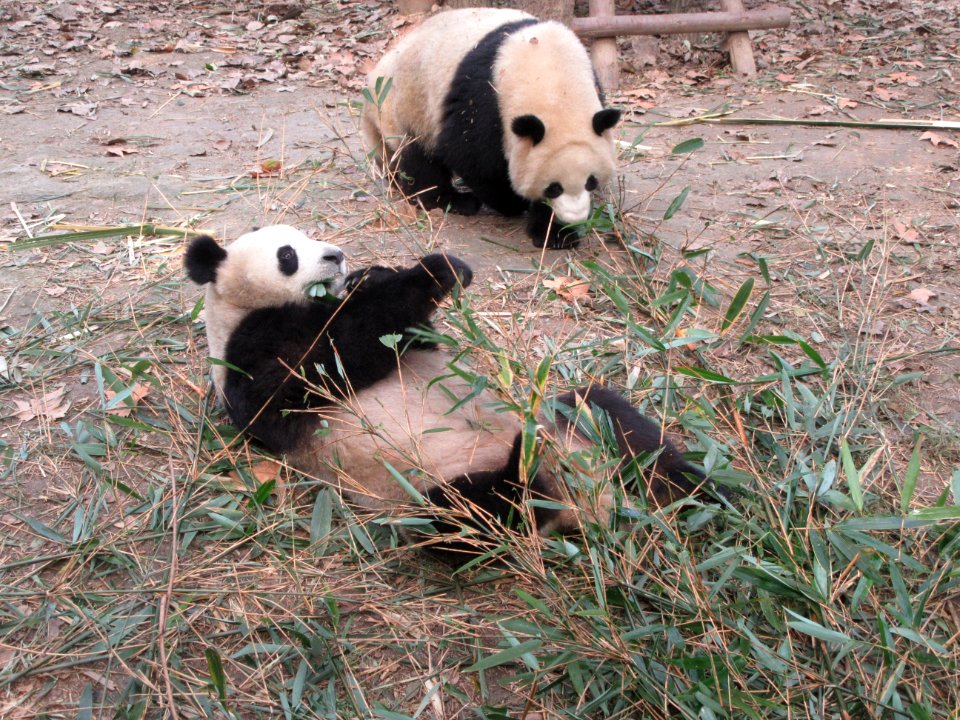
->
[0,0,958,714]
[3,0,957,445]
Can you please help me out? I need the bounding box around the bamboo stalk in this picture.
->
[6,224,198,251]
[654,113,960,131]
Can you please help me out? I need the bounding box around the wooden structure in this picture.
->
[395,1,791,90]
[574,0,791,89]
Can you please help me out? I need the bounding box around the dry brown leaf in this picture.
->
[89,240,113,255]
[837,97,858,109]
[105,383,150,416]
[775,73,795,82]
[892,220,921,243]
[43,285,67,297]
[872,86,896,102]
[13,387,70,422]
[543,276,591,302]
[887,71,919,86]
[919,131,959,149]
[907,287,936,304]
[225,459,284,492]
[250,158,282,178]
[106,146,139,157]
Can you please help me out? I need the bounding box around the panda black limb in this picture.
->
[186,228,719,561]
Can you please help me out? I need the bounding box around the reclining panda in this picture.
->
[186,225,716,558]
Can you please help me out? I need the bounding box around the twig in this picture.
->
[158,459,181,720]
[10,202,33,238]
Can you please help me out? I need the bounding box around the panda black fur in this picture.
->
[362,8,621,250]
[186,226,716,560]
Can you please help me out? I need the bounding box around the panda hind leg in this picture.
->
[557,386,727,504]
[392,141,482,216]
[418,434,563,562]
[527,202,580,249]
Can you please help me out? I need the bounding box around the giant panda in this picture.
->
[186,226,717,560]
[361,8,621,250]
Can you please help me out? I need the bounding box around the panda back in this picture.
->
[364,8,533,154]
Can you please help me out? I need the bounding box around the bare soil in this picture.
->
[0,0,958,714]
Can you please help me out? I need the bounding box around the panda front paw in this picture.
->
[344,265,397,292]
[419,254,473,295]
[527,202,581,250]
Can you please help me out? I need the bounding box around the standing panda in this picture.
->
[361,8,621,250]
[186,226,717,560]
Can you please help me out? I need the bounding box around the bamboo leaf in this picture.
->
[671,137,704,154]
[840,439,864,512]
[205,647,227,700]
[662,186,690,221]
[464,640,542,672]
[901,439,921,513]
[722,278,754,332]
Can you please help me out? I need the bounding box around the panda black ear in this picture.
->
[592,108,621,135]
[185,235,227,285]
[511,114,545,146]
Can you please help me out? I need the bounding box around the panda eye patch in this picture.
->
[544,182,563,199]
[585,175,598,192]
[277,245,299,276]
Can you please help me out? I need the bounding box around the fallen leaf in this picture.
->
[43,285,67,297]
[543,276,591,302]
[775,73,795,82]
[89,240,112,254]
[907,287,936,304]
[225,459,284,497]
[919,131,959,149]
[872,86,896,102]
[860,320,885,336]
[13,387,70,422]
[887,71,919,85]
[60,102,98,118]
[892,220,921,243]
[250,158,282,178]
[807,104,834,117]
[105,383,150,416]
[106,146,139,157]
[837,97,858,109]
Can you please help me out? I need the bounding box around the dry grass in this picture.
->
[1,126,958,720]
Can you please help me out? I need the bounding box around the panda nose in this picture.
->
[323,250,344,265]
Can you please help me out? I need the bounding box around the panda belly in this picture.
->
[293,351,518,511]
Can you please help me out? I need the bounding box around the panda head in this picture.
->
[185,224,347,309]
[185,225,347,394]
[508,108,621,225]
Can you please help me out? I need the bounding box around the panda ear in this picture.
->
[511,114,545,146]
[185,235,228,285]
[592,108,621,136]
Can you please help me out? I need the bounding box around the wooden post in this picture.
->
[589,0,619,92]
[718,0,756,76]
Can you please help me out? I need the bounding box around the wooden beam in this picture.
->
[572,8,791,38]
[589,0,619,92]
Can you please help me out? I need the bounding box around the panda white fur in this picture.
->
[361,8,621,250]
[186,226,716,560]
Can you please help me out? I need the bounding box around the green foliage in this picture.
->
[1,184,956,719]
